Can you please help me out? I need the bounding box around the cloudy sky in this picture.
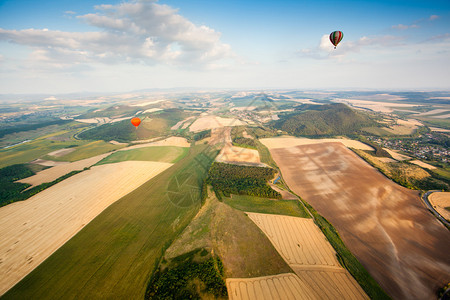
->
[0,0,449,93]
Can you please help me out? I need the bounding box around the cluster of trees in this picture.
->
[0,119,70,139]
[233,137,257,149]
[193,129,211,141]
[0,164,34,206]
[207,162,281,199]
[273,103,376,137]
[146,249,227,299]
[230,126,257,148]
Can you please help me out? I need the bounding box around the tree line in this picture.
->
[207,162,281,199]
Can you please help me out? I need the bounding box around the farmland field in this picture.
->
[17,152,111,187]
[266,142,450,299]
[247,213,340,268]
[223,194,310,217]
[96,146,188,165]
[0,160,173,296]
[216,144,261,164]
[429,192,450,221]
[49,140,124,162]
[226,273,314,300]
[2,145,215,299]
[189,116,246,132]
[260,136,373,151]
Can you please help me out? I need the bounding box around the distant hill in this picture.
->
[273,103,376,136]
[78,109,192,142]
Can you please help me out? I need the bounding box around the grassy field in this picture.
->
[223,194,310,218]
[49,140,125,162]
[163,187,293,280]
[0,139,83,169]
[96,146,188,165]
[255,139,277,167]
[3,145,216,299]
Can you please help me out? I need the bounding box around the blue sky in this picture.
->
[0,0,449,93]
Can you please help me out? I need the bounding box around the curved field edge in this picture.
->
[2,145,216,300]
[96,146,189,165]
[300,200,391,299]
[256,138,390,299]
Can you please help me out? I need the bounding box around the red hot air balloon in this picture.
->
[329,31,344,49]
[131,117,141,128]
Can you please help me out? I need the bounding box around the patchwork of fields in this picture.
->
[0,160,172,296]
[3,145,214,299]
[245,213,368,300]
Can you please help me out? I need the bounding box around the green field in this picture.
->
[223,194,310,218]
[3,145,216,299]
[0,139,84,169]
[163,188,292,279]
[49,140,125,162]
[96,146,188,165]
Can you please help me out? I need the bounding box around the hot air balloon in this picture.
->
[329,31,344,49]
[131,117,141,128]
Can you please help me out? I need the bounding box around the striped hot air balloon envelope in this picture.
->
[329,31,344,49]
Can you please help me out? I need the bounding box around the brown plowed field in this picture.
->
[268,142,450,299]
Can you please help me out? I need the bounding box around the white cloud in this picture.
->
[0,0,235,69]
[392,24,419,30]
[429,15,439,21]
[299,34,406,60]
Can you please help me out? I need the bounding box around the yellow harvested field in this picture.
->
[429,192,450,221]
[129,100,164,107]
[383,148,411,161]
[0,161,172,296]
[30,159,69,167]
[227,273,314,300]
[410,160,436,170]
[216,145,261,164]
[109,140,127,145]
[47,148,76,157]
[189,116,246,132]
[246,213,339,268]
[377,157,396,163]
[434,113,450,119]
[17,153,111,187]
[142,108,162,114]
[171,116,194,130]
[293,268,369,300]
[333,98,419,113]
[74,117,110,124]
[230,212,368,299]
[121,137,190,150]
[416,109,449,116]
[430,127,450,133]
[260,136,373,151]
